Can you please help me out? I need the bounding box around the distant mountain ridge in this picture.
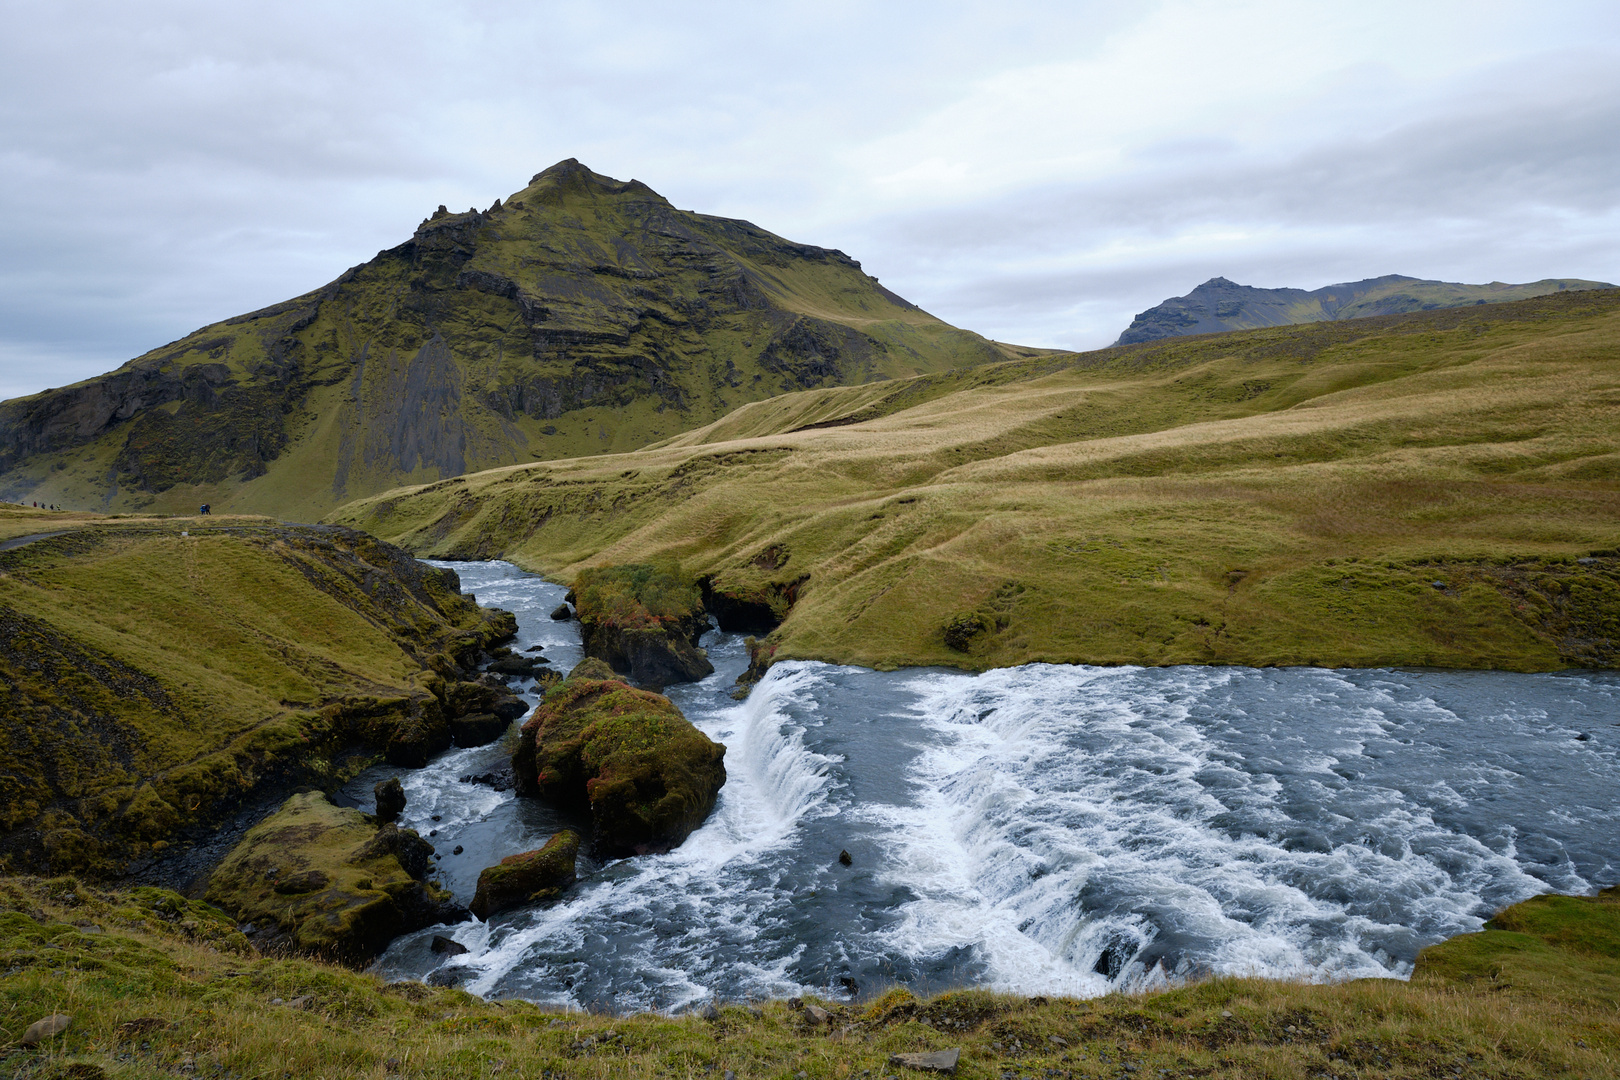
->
[1115,274,1615,345]
[0,159,1005,519]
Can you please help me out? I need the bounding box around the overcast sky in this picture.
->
[3,0,1618,401]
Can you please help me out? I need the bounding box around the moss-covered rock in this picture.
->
[513,672,725,855]
[573,564,714,685]
[0,517,514,875]
[469,829,581,919]
[205,791,465,963]
[567,657,617,681]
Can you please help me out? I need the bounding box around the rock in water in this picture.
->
[470,830,581,918]
[374,778,406,823]
[550,603,573,621]
[889,1050,961,1074]
[571,565,715,686]
[22,1013,71,1045]
[449,712,509,747]
[430,934,468,956]
[512,666,726,855]
[838,849,853,866]
[205,792,465,962]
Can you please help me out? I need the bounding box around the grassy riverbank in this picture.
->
[331,290,1620,674]
[0,506,511,876]
[3,874,1616,1079]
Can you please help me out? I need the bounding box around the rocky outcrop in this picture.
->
[512,667,725,856]
[449,712,509,747]
[469,829,581,919]
[373,778,406,823]
[0,521,515,876]
[205,791,466,962]
[572,564,714,686]
[700,571,807,634]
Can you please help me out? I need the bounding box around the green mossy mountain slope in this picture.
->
[0,159,1005,520]
[1116,272,1615,345]
[0,506,513,876]
[332,289,1620,673]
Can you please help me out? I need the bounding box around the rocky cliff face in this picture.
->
[1115,274,1615,346]
[0,160,1004,519]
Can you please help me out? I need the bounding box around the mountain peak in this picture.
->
[1115,274,1615,346]
[0,167,1001,517]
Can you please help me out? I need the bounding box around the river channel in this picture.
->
[342,561,1620,1013]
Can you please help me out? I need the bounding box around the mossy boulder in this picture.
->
[469,829,581,919]
[513,673,725,855]
[205,791,465,962]
[572,564,714,686]
[568,657,618,681]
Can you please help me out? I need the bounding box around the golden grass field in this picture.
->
[330,289,1620,673]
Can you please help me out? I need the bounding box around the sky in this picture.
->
[3,0,1619,401]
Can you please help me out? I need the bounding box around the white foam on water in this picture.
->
[867,663,1562,997]
[448,662,842,1009]
[392,743,516,835]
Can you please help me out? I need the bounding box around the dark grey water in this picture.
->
[350,561,1620,1013]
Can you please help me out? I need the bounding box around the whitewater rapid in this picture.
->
[350,561,1620,1012]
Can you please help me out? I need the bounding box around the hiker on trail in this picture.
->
[200,504,211,515]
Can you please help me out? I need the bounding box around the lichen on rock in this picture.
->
[572,564,714,686]
[205,791,465,962]
[469,829,581,919]
[512,667,725,855]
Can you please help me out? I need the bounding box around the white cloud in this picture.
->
[1,0,1617,394]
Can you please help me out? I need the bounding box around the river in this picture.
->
[342,561,1620,1013]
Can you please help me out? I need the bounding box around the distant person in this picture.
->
[200,504,211,515]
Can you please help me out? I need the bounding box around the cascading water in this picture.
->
[352,561,1620,1013]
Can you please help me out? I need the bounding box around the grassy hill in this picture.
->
[0,160,1005,521]
[0,506,512,876]
[330,289,1620,673]
[1116,273,1614,345]
[5,872,1618,1079]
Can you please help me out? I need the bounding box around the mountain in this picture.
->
[0,160,1006,519]
[331,289,1620,674]
[1114,273,1615,345]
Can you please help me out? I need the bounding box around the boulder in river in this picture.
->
[488,654,544,677]
[205,791,465,962]
[512,667,726,855]
[470,829,582,918]
[550,603,573,621]
[571,564,715,686]
[449,712,509,747]
[373,777,406,823]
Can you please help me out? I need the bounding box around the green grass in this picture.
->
[3,875,1618,1079]
[330,290,1620,673]
[0,507,510,875]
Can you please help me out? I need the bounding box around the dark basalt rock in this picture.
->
[572,564,715,687]
[470,830,581,919]
[550,603,573,621]
[373,778,406,823]
[430,934,468,956]
[492,694,529,721]
[449,712,509,748]
[512,668,726,856]
[488,654,544,677]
